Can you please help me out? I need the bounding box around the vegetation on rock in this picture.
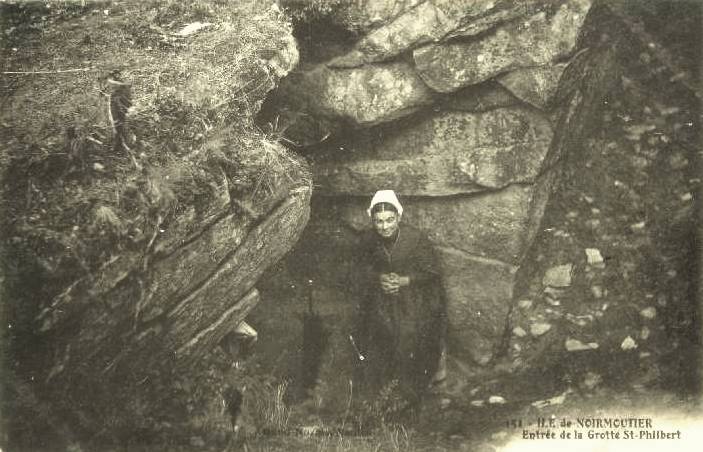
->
[1,0,310,449]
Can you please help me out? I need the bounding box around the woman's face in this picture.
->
[372,210,400,239]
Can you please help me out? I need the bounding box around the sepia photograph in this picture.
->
[0,0,701,450]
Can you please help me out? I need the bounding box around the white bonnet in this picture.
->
[367,190,403,217]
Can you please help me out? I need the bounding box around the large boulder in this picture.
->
[271,62,434,145]
[330,0,545,68]
[312,106,553,196]
[438,247,517,365]
[413,0,591,92]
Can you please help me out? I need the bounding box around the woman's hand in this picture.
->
[380,273,410,294]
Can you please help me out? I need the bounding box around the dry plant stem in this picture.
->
[2,68,95,75]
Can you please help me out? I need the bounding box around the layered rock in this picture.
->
[39,181,311,377]
[413,0,590,92]
[313,106,553,196]
[330,0,545,68]
[269,0,591,147]
[1,1,312,441]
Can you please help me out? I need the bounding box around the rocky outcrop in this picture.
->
[413,0,591,92]
[259,0,616,401]
[39,180,311,381]
[1,1,311,442]
[269,0,590,147]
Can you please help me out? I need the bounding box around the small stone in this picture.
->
[544,287,563,299]
[585,248,605,268]
[532,391,567,408]
[639,352,651,359]
[543,264,573,287]
[477,354,492,365]
[669,153,688,170]
[621,336,638,350]
[586,219,600,229]
[657,294,668,306]
[681,192,692,201]
[565,338,598,352]
[512,358,524,370]
[583,195,594,204]
[640,326,650,340]
[566,211,579,219]
[518,299,533,310]
[630,221,646,233]
[512,326,527,337]
[583,372,602,389]
[566,314,589,327]
[640,307,657,319]
[545,297,561,306]
[440,398,452,409]
[530,323,552,337]
[471,400,485,407]
[488,395,506,404]
[591,207,601,215]
[591,285,603,299]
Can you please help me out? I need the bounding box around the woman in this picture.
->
[352,190,446,407]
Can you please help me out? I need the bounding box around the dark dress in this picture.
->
[351,224,446,404]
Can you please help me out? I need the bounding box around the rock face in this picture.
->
[39,181,311,385]
[497,64,568,110]
[259,0,613,400]
[1,1,311,441]
[313,106,553,196]
[269,0,591,146]
[413,0,591,92]
[330,0,544,68]
[282,0,423,34]
[281,62,433,126]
